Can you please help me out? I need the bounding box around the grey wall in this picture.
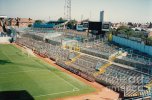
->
[112,35,152,56]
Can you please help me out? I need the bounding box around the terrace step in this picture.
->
[65,54,81,65]
[94,62,112,77]
[145,80,152,90]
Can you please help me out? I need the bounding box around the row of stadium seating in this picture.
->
[79,40,152,76]
[68,55,108,75]
[96,64,152,97]
[18,29,152,67]
[16,37,75,62]
[57,60,95,82]
[15,35,152,99]
[80,40,152,63]
[81,41,118,56]
[29,28,54,33]
[16,36,95,82]
[64,52,152,98]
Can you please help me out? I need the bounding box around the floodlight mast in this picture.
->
[64,0,71,21]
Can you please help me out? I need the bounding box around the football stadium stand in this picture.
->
[13,28,152,99]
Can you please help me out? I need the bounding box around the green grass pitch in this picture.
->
[0,44,95,100]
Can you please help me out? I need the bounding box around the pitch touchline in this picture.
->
[0,70,47,74]
[34,88,79,97]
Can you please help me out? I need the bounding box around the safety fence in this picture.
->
[112,35,152,56]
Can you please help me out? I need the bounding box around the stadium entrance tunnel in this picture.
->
[0,90,34,100]
[0,60,12,65]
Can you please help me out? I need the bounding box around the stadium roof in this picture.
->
[47,20,67,24]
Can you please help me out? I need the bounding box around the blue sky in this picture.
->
[0,0,151,23]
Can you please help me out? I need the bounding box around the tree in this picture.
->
[34,20,43,24]
[147,36,152,46]
[67,19,77,29]
[28,24,32,27]
[116,26,136,38]
[57,17,65,22]
[109,28,116,35]
[118,30,126,34]
[135,28,140,31]
[128,22,134,28]
[126,30,134,38]
[117,26,129,30]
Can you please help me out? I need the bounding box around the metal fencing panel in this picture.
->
[112,35,152,56]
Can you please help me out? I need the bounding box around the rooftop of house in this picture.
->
[11,18,34,23]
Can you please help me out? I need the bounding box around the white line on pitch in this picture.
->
[49,70,79,90]
[34,89,79,97]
